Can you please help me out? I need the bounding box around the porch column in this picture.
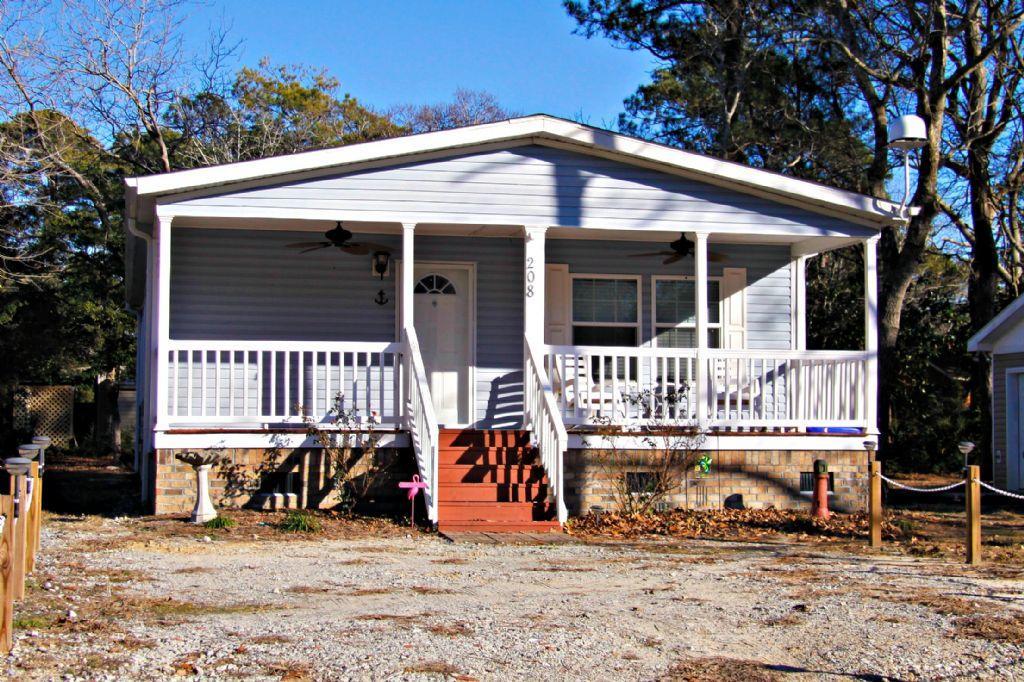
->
[401,223,415,332]
[694,232,709,426]
[793,255,808,350]
[154,212,173,430]
[864,236,879,434]
[523,226,547,348]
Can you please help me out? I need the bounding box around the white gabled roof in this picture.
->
[125,114,905,227]
[968,294,1024,352]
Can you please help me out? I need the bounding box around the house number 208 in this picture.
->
[525,257,536,297]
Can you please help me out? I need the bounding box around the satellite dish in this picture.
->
[887,115,927,150]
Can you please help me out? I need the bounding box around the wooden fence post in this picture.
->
[26,462,39,574]
[966,464,982,566]
[869,460,882,548]
[10,474,26,601]
[0,492,13,654]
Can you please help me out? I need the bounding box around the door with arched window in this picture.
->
[412,264,473,425]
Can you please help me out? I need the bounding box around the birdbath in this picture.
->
[175,452,222,524]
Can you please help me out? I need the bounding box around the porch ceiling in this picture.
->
[167,216,864,253]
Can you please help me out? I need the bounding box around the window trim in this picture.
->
[651,275,724,349]
[570,273,642,345]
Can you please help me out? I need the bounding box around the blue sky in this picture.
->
[190,0,655,128]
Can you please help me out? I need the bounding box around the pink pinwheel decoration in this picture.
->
[398,474,429,526]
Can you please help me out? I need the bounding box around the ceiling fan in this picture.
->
[285,222,390,255]
[629,233,726,265]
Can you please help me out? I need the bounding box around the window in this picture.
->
[414,274,456,295]
[571,276,640,347]
[653,277,722,348]
[799,472,835,495]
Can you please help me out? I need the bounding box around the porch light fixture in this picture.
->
[372,251,391,280]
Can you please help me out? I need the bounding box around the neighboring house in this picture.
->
[968,295,1024,492]
[124,115,901,530]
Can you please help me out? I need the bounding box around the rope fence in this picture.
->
[877,474,965,493]
[868,461,1024,566]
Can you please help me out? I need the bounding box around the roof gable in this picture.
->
[126,115,904,229]
[162,145,874,237]
[969,294,1024,352]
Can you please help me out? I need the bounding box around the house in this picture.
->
[124,115,899,530]
[968,295,1024,492]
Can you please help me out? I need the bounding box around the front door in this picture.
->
[413,265,472,426]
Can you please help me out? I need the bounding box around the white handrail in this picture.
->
[402,327,440,522]
[524,336,570,523]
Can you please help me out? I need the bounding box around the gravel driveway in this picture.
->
[6,515,1024,680]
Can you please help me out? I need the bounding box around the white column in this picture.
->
[864,236,879,434]
[794,255,808,350]
[523,226,547,348]
[154,212,173,430]
[401,223,415,333]
[694,232,709,426]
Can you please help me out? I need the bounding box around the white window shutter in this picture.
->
[545,264,571,344]
[721,267,747,349]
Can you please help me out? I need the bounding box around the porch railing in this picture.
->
[165,340,403,424]
[544,344,870,430]
[544,345,699,424]
[524,336,569,523]
[401,327,439,522]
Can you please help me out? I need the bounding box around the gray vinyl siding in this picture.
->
[991,352,1024,488]
[169,145,871,237]
[170,227,401,341]
[546,240,791,349]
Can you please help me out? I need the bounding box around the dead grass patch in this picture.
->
[284,585,333,595]
[432,557,469,565]
[356,613,421,626]
[172,566,216,575]
[525,564,596,572]
[403,660,463,675]
[427,621,472,637]
[265,661,311,680]
[411,585,456,595]
[349,587,394,596]
[765,612,806,627]
[112,635,157,651]
[956,614,1024,642]
[664,656,781,681]
[249,634,293,645]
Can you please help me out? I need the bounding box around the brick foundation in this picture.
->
[154,446,868,517]
[153,447,416,516]
[563,449,869,514]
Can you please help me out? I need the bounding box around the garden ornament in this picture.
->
[398,474,429,527]
[175,451,222,524]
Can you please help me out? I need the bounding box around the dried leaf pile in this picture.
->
[566,508,903,542]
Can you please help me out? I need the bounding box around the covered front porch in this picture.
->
[142,217,879,523]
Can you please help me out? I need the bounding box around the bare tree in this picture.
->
[388,88,516,134]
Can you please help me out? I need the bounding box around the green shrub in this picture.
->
[203,516,236,530]
[279,510,321,533]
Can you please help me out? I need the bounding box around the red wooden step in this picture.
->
[437,501,540,522]
[438,447,539,466]
[437,464,547,485]
[438,482,548,503]
[439,429,532,449]
[438,520,562,533]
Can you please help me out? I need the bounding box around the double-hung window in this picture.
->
[571,276,641,347]
[653,277,722,348]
